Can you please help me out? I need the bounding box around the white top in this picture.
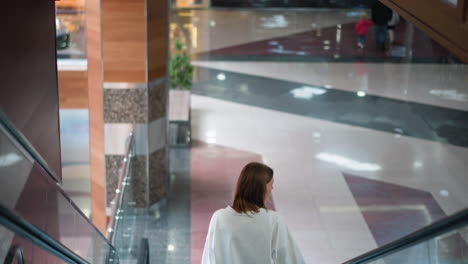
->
[202,206,305,264]
[388,11,400,26]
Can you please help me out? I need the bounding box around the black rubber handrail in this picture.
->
[0,111,59,183]
[0,205,88,264]
[136,238,150,264]
[342,207,468,264]
[4,245,24,264]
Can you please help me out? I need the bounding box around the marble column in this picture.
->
[101,0,169,208]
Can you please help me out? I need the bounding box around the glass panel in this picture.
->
[366,225,468,264]
[0,124,119,263]
[112,136,147,263]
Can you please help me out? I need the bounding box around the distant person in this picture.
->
[387,11,400,44]
[355,12,374,49]
[202,162,305,264]
[371,1,393,50]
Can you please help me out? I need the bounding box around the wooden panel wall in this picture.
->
[58,70,88,108]
[381,0,468,62]
[148,0,168,81]
[86,0,107,233]
[102,0,146,82]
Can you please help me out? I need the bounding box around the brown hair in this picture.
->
[231,162,274,214]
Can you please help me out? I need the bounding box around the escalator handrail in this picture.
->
[0,205,89,264]
[4,245,24,264]
[136,238,149,264]
[342,207,468,264]
[0,111,59,183]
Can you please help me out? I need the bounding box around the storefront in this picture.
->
[55,0,86,58]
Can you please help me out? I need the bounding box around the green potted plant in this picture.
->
[169,39,194,122]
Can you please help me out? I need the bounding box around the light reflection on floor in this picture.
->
[59,109,91,218]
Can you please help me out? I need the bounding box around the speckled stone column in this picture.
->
[101,0,169,208]
[147,81,169,205]
[103,81,169,208]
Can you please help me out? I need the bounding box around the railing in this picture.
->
[106,126,150,264]
[343,207,468,264]
[107,131,134,243]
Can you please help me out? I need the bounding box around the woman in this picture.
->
[202,162,305,264]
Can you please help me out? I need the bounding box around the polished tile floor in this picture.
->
[192,61,468,112]
[190,94,468,263]
[56,7,468,264]
[179,8,468,264]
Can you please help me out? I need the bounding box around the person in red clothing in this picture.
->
[355,12,374,49]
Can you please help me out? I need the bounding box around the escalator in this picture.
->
[0,114,147,264]
[0,115,116,263]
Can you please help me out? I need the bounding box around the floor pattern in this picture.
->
[192,67,468,148]
[192,61,468,112]
[346,173,468,264]
[191,92,468,263]
[344,173,447,246]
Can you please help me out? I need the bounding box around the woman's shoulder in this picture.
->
[258,208,284,224]
[260,208,279,216]
[214,206,281,219]
[211,206,238,218]
[263,209,284,222]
